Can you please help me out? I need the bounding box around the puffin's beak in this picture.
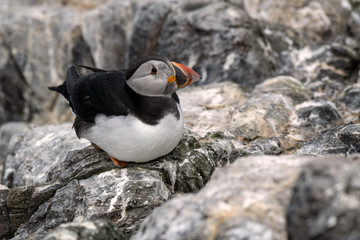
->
[169,62,201,88]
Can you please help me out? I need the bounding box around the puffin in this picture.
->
[49,56,201,167]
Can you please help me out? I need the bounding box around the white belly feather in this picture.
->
[82,104,184,162]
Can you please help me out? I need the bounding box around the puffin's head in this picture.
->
[126,56,201,97]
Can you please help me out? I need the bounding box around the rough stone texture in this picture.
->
[81,0,132,70]
[178,82,249,137]
[297,123,360,156]
[295,99,341,127]
[0,70,30,125]
[0,122,31,174]
[1,0,359,126]
[133,155,314,240]
[0,3,88,124]
[156,1,278,87]
[2,124,89,188]
[1,0,360,239]
[340,83,360,110]
[43,220,127,240]
[244,0,352,43]
[0,185,10,239]
[291,37,360,101]
[287,156,360,240]
[128,1,171,65]
[2,124,232,239]
[338,123,360,154]
[230,76,310,141]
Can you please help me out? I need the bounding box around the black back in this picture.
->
[49,65,180,129]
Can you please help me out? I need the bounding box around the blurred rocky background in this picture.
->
[1,0,360,239]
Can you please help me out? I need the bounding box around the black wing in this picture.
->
[49,66,132,124]
[70,69,132,123]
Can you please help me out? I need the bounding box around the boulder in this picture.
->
[81,0,132,70]
[2,124,89,188]
[0,185,10,239]
[295,99,341,127]
[0,2,94,125]
[292,36,360,101]
[244,0,352,43]
[230,76,310,141]
[287,156,360,240]
[42,220,127,240]
[2,124,233,239]
[0,122,31,171]
[156,2,278,87]
[178,81,249,137]
[340,83,360,110]
[297,123,360,156]
[133,155,314,240]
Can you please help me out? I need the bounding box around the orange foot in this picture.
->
[109,156,128,168]
[91,142,102,150]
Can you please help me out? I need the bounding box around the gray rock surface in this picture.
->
[340,83,360,110]
[1,0,360,239]
[156,1,277,87]
[297,123,360,156]
[133,155,313,240]
[2,124,89,188]
[244,0,352,43]
[0,122,31,173]
[2,124,232,239]
[295,99,341,127]
[0,0,310,124]
[287,156,360,240]
[43,220,127,240]
[178,81,249,137]
[0,185,10,239]
[229,76,310,149]
[81,0,132,69]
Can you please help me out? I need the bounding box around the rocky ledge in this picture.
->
[1,77,360,239]
[1,0,360,239]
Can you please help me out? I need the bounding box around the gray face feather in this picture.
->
[126,60,177,96]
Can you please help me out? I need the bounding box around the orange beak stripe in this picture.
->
[168,75,176,83]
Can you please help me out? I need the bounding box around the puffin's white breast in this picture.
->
[82,104,184,162]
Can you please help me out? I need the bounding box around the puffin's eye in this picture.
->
[150,67,157,75]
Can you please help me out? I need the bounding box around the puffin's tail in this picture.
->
[48,66,80,109]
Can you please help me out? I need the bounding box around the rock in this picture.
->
[133,155,314,240]
[287,156,360,240]
[0,70,30,125]
[43,220,127,240]
[156,2,277,87]
[230,76,310,141]
[2,0,358,128]
[2,123,89,188]
[245,137,283,155]
[244,0,352,43]
[1,1,360,239]
[297,123,360,156]
[2,124,231,239]
[81,0,132,70]
[0,3,90,124]
[7,185,36,235]
[0,185,10,239]
[292,37,360,100]
[295,99,341,127]
[338,123,360,154]
[348,0,360,40]
[251,75,311,105]
[178,81,249,137]
[340,83,360,110]
[0,122,31,172]
[128,1,171,65]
